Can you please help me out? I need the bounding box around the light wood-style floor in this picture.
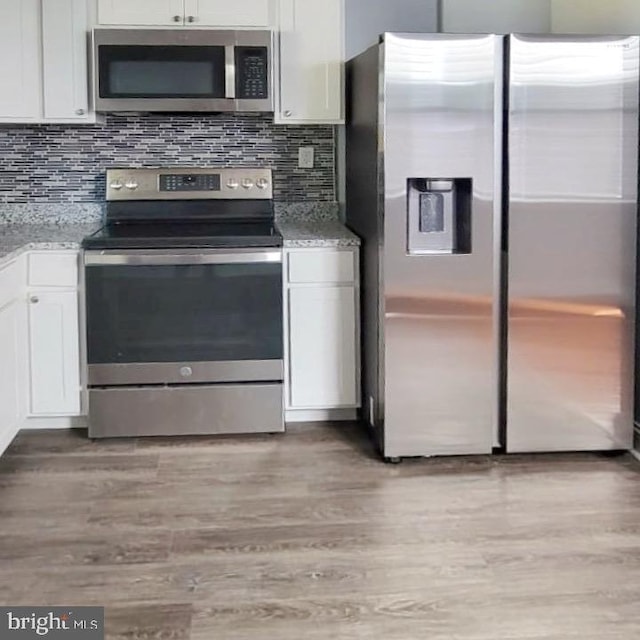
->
[1,423,640,639]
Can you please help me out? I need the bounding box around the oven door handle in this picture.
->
[84,250,282,266]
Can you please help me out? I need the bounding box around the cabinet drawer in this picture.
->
[288,250,354,284]
[28,252,78,288]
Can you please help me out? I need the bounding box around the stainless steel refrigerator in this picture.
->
[346,33,639,460]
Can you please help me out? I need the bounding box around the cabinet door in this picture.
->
[42,0,90,120]
[28,290,81,416]
[288,286,357,408]
[0,0,40,120]
[277,0,344,123]
[184,0,272,27]
[0,302,23,455]
[97,0,185,26]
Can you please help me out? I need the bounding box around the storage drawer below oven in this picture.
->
[88,383,283,438]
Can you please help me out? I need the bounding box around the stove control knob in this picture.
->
[256,178,270,190]
[109,181,123,190]
[125,181,138,190]
[226,179,239,190]
[242,178,254,190]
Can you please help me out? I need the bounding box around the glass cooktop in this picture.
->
[82,220,283,250]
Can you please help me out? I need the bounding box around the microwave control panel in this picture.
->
[236,47,269,100]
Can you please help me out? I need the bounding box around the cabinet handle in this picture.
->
[75,108,85,116]
[187,15,196,22]
[30,296,39,304]
[173,15,182,22]
[283,110,293,117]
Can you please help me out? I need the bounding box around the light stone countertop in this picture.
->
[276,219,360,248]
[0,217,361,269]
[0,223,103,267]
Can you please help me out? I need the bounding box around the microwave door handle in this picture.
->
[225,45,236,99]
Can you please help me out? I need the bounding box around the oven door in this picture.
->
[93,29,273,112]
[84,249,283,387]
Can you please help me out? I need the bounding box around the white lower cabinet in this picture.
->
[0,244,360,455]
[0,301,25,455]
[28,290,81,416]
[285,248,360,420]
[289,286,357,408]
[0,250,84,457]
[26,251,82,418]
[0,256,27,456]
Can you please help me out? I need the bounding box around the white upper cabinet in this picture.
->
[97,0,185,26]
[98,0,274,27]
[0,0,95,124]
[0,0,41,120]
[184,0,273,27]
[277,0,344,124]
[42,0,90,120]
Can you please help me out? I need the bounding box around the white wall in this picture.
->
[442,0,552,33]
[441,0,640,35]
[552,0,640,34]
[345,0,438,59]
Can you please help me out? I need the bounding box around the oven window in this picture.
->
[99,45,226,98]
[85,262,282,364]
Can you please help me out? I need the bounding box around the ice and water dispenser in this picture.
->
[407,178,472,255]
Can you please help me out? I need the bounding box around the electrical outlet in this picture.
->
[298,146,314,169]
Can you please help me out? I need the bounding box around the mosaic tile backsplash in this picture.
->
[0,113,336,204]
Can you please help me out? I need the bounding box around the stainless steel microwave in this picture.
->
[93,29,273,113]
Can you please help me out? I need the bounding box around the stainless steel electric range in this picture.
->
[82,168,284,438]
